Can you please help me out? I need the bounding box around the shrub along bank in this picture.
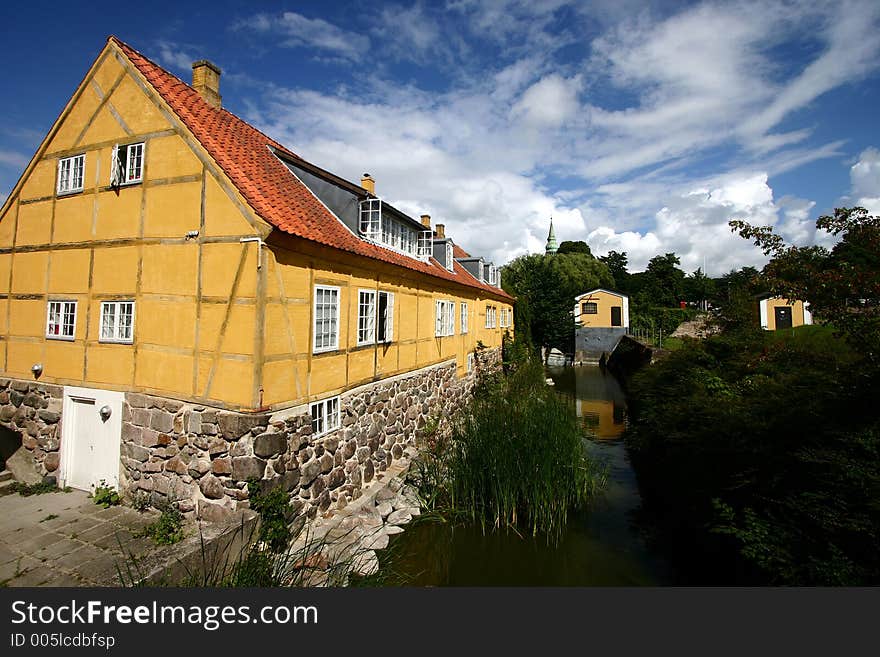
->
[625,326,880,585]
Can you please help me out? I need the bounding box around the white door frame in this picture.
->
[60,386,124,491]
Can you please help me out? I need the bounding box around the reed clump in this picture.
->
[415,351,602,541]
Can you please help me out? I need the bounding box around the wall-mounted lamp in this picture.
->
[99,405,112,422]
[31,363,43,379]
[185,230,200,240]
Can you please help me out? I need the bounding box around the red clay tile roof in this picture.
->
[452,244,472,259]
[110,37,512,302]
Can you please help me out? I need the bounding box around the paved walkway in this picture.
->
[0,489,166,586]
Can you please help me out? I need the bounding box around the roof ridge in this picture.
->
[109,37,513,301]
[109,36,298,159]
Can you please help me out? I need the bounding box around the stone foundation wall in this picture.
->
[122,348,501,522]
[0,348,501,524]
[0,378,63,476]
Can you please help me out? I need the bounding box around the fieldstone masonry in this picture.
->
[0,348,501,530]
[122,349,501,523]
[0,378,63,476]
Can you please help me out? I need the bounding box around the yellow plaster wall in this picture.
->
[203,174,258,237]
[46,84,103,153]
[259,241,512,410]
[11,252,49,294]
[109,75,170,135]
[146,134,202,181]
[95,188,142,240]
[93,54,122,98]
[48,250,90,294]
[16,201,53,246]
[53,194,95,244]
[19,160,56,201]
[144,182,201,237]
[0,42,267,410]
[576,290,625,328]
[0,206,17,246]
[763,298,809,330]
[141,244,198,296]
[92,247,138,294]
[1,41,513,413]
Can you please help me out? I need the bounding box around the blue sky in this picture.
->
[2,0,879,274]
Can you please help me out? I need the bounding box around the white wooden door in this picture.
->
[61,387,124,491]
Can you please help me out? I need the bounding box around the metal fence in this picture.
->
[628,327,663,348]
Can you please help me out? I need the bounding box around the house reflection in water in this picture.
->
[575,367,627,439]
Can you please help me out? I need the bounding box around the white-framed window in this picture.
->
[357,290,395,345]
[359,198,381,241]
[435,300,455,337]
[417,230,433,260]
[460,302,468,334]
[485,305,497,329]
[100,301,135,343]
[46,300,77,340]
[359,199,429,261]
[445,242,454,272]
[314,285,340,353]
[467,352,475,373]
[57,154,85,195]
[310,396,340,437]
[357,290,376,346]
[111,142,144,187]
[500,308,511,328]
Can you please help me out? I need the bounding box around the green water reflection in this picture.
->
[387,366,676,586]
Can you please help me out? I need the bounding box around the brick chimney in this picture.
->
[420,214,431,228]
[361,173,375,194]
[435,223,445,238]
[192,60,222,109]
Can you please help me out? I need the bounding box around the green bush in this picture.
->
[625,327,879,585]
[630,306,699,335]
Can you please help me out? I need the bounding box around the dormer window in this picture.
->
[360,198,381,241]
[111,142,144,187]
[445,242,454,272]
[359,198,432,261]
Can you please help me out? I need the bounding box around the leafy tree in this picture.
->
[557,240,592,256]
[641,253,686,307]
[599,250,629,290]
[731,206,880,355]
[501,252,613,354]
[706,266,765,330]
[683,267,715,308]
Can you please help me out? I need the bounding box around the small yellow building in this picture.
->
[757,295,812,330]
[0,37,513,519]
[574,289,629,329]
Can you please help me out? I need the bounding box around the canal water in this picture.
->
[386,366,678,585]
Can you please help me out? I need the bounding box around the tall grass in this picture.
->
[415,355,603,542]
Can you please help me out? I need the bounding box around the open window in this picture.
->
[110,142,144,187]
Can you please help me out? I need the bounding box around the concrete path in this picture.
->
[0,488,166,586]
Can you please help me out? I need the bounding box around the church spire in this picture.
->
[545,217,558,255]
